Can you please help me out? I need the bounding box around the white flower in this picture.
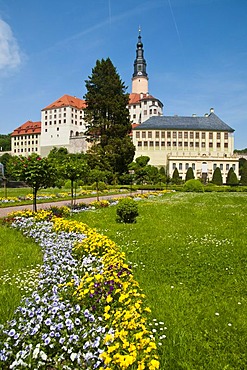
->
[70,353,77,361]
[40,350,47,361]
[215,312,219,316]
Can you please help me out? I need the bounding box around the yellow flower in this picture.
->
[148,359,160,369]
[106,295,113,303]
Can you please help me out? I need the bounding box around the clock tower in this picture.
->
[132,29,149,94]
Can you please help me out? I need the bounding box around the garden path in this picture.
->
[0,191,139,218]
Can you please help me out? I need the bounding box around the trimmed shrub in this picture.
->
[212,167,223,185]
[183,179,204,192]
[116,198,139,223]
[226,168,239,186]
[185,167,195,182]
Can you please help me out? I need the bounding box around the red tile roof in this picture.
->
[42,94,87,110]
[11,121,41,137]
[129,93,156,105]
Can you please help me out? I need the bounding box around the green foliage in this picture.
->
[84,58,135,178]
[135,156,150,167]
[72,192,247,370]
[0,153,12,178]
[212,167,223,185]
[116,197,139,223]
[84,58,131,145]
[7,154,57,211]
[172,167,180,184]
[91,181,107,191]
[0,134,11,151]
[240,160,247,185]
[226,167,239,186]
[184,179,204,192]
[239,157,246,176]
[60,155,89,208]
[185,167,195,182]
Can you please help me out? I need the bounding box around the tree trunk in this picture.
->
[71,180,74,209]
[33,187,38,212]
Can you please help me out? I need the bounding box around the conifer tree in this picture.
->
[185,167,195,182]
[84,58,135,178]
[226,167,238,186]
[84,58,131,145]
[212,167,223,185]
[172,167,180,184]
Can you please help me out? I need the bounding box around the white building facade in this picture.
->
[132,110,239,183]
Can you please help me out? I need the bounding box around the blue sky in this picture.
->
[0,0,246,149]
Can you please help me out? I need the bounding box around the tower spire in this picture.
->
[132,28,149,94]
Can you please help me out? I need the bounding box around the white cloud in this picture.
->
[0,18,22,71]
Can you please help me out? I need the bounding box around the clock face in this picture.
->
[137,71,142,75]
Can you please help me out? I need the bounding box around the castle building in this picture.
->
[40,95,87,157]
[11,120,41,156]
[10,30,239,182]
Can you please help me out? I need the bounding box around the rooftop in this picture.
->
[133,112,234,132]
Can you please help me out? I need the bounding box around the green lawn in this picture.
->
[0,192,246,369]
[0,225,42,324]
[70,192,247,369]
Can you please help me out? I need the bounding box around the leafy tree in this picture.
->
[239,157,247,176]
[84,58,135,178]
[60,155,89,208]
[0,134,11,151]
[89,167,107,201]
[135,156,150,168]
[226,167,238,186]
[185,167,195,182]
[0,153,12,178]
[172,167,180,184]
[8,154,57,211]
[240,160,247,185]
[146,165,159,184]
[212,167,223,185]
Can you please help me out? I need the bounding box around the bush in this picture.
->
[91,181,107,191]
[116,198,139,223]
[183,179,204,192]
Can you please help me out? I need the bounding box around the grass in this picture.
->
[69,192,247,369]
[0,224,43,324]
[0,191,246,368]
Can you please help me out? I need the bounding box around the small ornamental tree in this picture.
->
[212,167,223,185]
[185,167,195,182]
[89,167,107,201]
[8,154,57,211]
[226,167,239,186]
[240,160,247,185]
[60,155,89,208]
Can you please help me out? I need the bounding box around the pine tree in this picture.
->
[240,160,247,185]
[212,167,223,185]
[84,58,135,178]
[84,58,132,146]
[185,167,195,182]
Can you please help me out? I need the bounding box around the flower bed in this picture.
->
[0,210,160,369]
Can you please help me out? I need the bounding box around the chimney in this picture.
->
[210,108,214,114]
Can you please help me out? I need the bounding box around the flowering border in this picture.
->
[0,210,160,369]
